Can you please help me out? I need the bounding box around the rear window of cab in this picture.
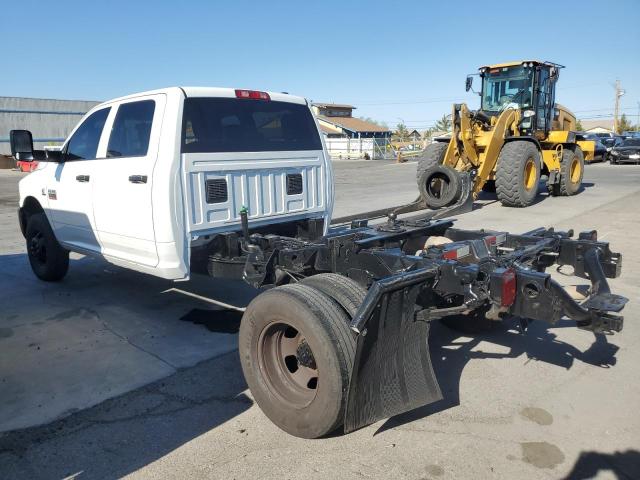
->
[181,97,322,153]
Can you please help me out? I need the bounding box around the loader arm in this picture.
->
[472,108,520,194]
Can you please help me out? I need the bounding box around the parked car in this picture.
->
[577,133,608,162]
[601,135,625,151]
[609,137,640,164]
[621,131,640,139]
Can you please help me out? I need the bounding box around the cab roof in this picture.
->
[100,87,308,107]
[479,60,564,70]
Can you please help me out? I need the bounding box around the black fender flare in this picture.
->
[18,196,44,238]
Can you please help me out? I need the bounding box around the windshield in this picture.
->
[481,66,534,113]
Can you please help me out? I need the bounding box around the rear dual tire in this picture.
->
[239,275,365,438]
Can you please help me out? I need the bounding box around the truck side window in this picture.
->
[107,100,155,158]
[66,107,111,160]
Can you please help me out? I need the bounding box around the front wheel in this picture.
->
[25,213,69,281]
[495,141,541,207]
[239,283,356,438]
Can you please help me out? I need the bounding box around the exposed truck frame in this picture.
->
[197,204,627,436]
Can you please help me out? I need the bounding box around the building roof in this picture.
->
[318,123,341,135]
[581,119,615,132]
[317,115,389,133]
[312,103,356,110]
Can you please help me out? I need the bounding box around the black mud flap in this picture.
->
[344,270,442,433]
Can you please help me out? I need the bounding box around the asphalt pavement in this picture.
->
[1,161,639,480]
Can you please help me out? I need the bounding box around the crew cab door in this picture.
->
[91,95,165,266]
[48,107,111,252]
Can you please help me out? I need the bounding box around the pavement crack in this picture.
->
[98,316,178,370]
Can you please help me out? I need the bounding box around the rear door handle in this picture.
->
[75,175,90,182]
[128,175,148,184]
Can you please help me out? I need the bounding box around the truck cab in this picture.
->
[16,87,333,280]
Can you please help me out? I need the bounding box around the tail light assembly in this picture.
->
[490,267,517,307]
[235,89,270,100]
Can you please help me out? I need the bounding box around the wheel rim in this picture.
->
[257,322,319,408]
[570,157,581,183]
[524,158,537,191]
[426,173,449,199]
[28,231,47,264]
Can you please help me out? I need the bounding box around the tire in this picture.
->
[495,141,541,208]
[557,147,584,196]
[416,142,447,183]
[417,164,462,208]
[239,283,356,438]
[300,273,367,319]
[25,213,69,281]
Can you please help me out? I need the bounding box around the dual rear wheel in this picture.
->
[239,274,366,438]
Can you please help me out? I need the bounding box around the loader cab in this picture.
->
[478,61,562,135]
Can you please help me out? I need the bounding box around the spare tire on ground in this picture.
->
[417,164,463,208]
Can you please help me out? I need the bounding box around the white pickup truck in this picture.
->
[12,87,627,439]
[15,87,332,281]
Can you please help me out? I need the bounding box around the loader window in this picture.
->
[481,66,534,113]
[181,98,322,153]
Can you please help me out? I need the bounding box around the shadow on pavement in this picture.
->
[0,350,251,480]
[563,449,640,479]
[376,318,619,434]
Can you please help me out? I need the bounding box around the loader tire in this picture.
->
[495,141,541,208]
[239,283,355,439]
[418,164,462,208]
[26,213,69,282]
[558,147,584,196]
[416,142,448,182]
[301,273,367,319]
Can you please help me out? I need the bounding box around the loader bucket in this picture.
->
[344,269,442,432]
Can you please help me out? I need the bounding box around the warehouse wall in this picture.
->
[0,97,100,155]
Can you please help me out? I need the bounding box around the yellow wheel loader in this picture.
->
[417,61,595,208]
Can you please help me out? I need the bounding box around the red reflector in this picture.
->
[235,89,270,100]
[501,268,516,306]
[484,235,497,247]
[443,249,457,260]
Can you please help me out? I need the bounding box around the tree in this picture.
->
[617,114,634,133]
[434,114,452,132]
[575,119,584,131]
[395,123,409,141]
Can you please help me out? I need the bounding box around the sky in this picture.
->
[3,0,640,131]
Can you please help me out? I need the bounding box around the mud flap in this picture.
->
[344,271,442,433]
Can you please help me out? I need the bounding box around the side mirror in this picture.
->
[10,130,34,161]
[465,76,473,92]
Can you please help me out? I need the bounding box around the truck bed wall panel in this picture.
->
[182,151,326,234]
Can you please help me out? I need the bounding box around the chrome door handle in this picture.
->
[128,175,148,184]
[75,175,90,182]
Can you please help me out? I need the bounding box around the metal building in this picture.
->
[0,96,100,156]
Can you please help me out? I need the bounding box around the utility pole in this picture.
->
[612,80,625,133]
